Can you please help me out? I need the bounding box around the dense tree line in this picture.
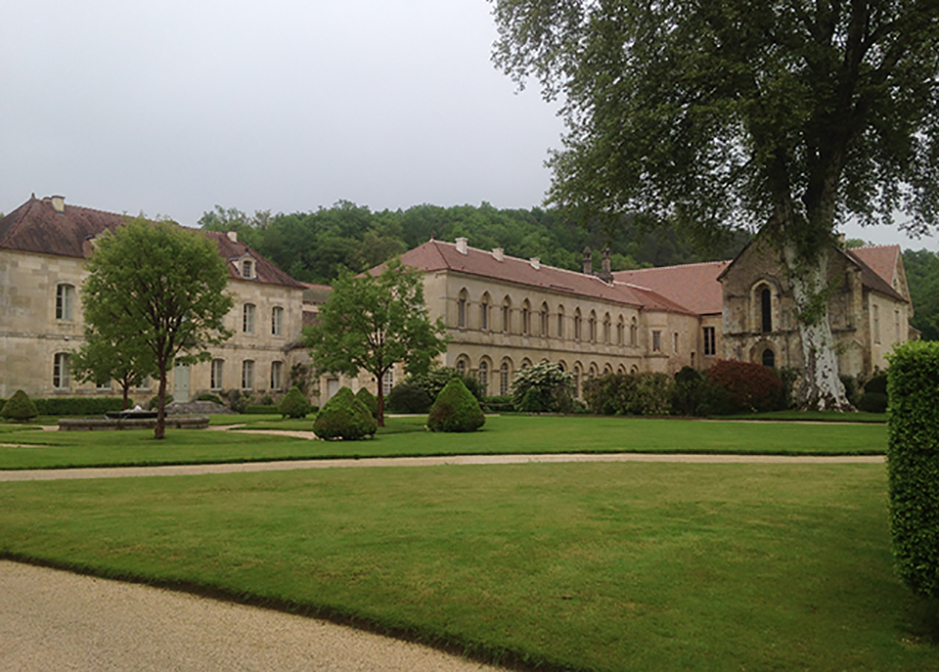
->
[199,201,749,284]
[903,249,939,341]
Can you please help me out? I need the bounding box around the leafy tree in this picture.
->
[304,259,448,426]
[71,329,156,410]
[492,0,939,409]
[903,249,939,341]
[82,217,234,439]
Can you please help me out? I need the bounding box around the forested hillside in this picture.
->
[199,201,748,284]
[903,249,939,341]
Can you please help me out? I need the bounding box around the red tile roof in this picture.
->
[386,239,696,314]
[612,261,729,315]
[845,246,906,302]
[0,195,304,289]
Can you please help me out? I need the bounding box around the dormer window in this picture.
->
[240,258,255,279]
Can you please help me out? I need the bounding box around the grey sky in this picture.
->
[2,1,935,251]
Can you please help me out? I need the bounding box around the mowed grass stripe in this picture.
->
[0,415,887,470]
[0,462,933,671]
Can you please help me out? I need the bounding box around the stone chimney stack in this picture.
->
[227,231,238,243]
[51,195,65,213]
[599,247,613,283]
[456,237,468,255]
[529,257,541,270]
[492,247,504,262]
[583,246,592,275]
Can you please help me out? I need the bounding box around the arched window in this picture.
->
[502,296,512,333]
[480,293,491,331]
[243,303,256,333]
[603,313,612,344]
[574,309,582,341]
[521,358,532,369]
[557,360,567,372]
[522,300,532,335]
[617,316,625,346]
[761,285,772,333]
[588,311,597,343]
[55,284,75,321]
[630,317,638,346]
[603,363,613,375]
[478,360,489,396]
[457,289,468,328]
[456,357,468,376]
[540,302,549,336]
[500,361,511,396]
[588,363,598,379]
[53,353,71,389]
[557,305,565,339]
[573,364,582,398]
[762,348,775,368]
[617,364,626,375]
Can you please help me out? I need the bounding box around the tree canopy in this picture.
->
[490,0,939,409]
[82,217,234,438]
[303,259,448,426]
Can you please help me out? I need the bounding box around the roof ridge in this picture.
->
[432,238,595,281]
[614,259,730,273]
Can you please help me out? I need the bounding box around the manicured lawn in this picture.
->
[720,410,887,423]
[0,462,934,671]
[0,415,887,470]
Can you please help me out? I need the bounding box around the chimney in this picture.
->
[456,237,468,255]
[227,231,238,243]
[492,247,504,261]
[583,246,593,275]
[529,257,541,270]
[51,195,65,213]
[599,247,613,283]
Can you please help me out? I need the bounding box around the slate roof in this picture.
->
[0,195,304,289]
[387,239,697,315]
[612,261,729,315]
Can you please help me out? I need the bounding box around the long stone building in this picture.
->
[0,195,914,405]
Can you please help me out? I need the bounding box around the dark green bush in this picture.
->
[482,396,515,413]
[148,394,174,410]
[856,392,888,413]
[225,389,248,413]
[279,386,311,419]
[386,383,433,414]
[406,367,484,403]
[259,394,275,406]
[428,377,485,432]
[196,393,223,405]
[671,367,705,416]
[31,397,125,416]
[886,341,939,599]
[1,390,39,421]
[355,387,379,418]
[245,405,280,414]
[584,372,674,416]
[839,374,859,406]
[864,372,888,395]
[313,387,377,440]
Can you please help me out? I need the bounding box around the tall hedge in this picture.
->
[887,341,939,599]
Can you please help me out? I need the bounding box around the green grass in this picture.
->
[719,409,887,423]
[0,415,887,470]
[0,462,934,671]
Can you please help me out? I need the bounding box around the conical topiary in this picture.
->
[1,389,40,422]
[428,377,485,432]
[279,385,311,419]
[355,387,379,419]
[313,387,377,440]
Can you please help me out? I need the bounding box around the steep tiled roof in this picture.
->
[0,195,303,289]
[845,246,906,302]
[612,261,729,315]
[385,239,696,314]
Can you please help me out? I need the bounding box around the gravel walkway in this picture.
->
[0,452,884,482]
[0,560,503,672]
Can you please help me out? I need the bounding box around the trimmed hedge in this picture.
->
[245,405,280,414]
[15,397,126,417]
[887,341,939,599]
[482,396,515,413]
[386,383,433,414]
[1,390,40,421]
[857,392,888,413]
[313,387,377,440]
[583,372,674,416]
[428,377,485,432]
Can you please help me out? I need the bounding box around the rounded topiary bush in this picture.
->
[355,387,379,419]
[386,382,433,414]
[864,372,888,395]
[428,377,485,432]
[1,389,39,422]
[857,392,888,413]
[313,387,377,440]
[279,385,311,419]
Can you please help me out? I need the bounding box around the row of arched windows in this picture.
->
[456,289,640,347]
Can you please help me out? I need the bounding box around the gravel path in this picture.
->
[0,560,504,672]
[0,452,884,482]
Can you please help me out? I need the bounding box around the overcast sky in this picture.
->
[2,0,936,251]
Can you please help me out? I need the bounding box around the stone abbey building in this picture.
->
[0,195,914,405]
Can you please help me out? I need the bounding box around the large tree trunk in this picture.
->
[155,368,168,440]
[781,242,853,411]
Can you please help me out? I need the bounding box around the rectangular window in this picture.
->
[56,284,75,321]
[53,353,71,389]
[458,298,466,328]
[135,377,152,391]
[241,260,253,278]
[557,314,564,339]
[652,330,662,353]
[243,304,255,334]
[271,306,283,336]
[211,359,224,390]
[703,327,716,356]
[481,304,489,331]
[895,309,900,342]
[382,370,394,396]
[873,304,880,344]
[242,360,254,391]
[270,361,283,391]
[674,332,679,353]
